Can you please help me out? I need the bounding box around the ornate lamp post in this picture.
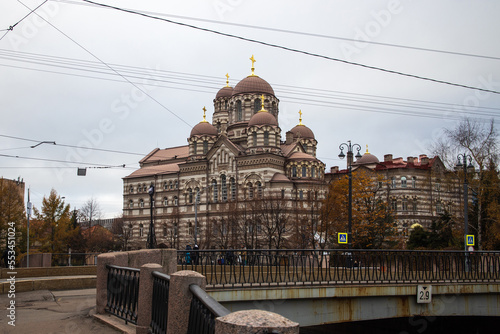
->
[456,153,473,271]
[338,140,362,249]
[147,184,157,249]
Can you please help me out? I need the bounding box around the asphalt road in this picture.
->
[0,288,121,334]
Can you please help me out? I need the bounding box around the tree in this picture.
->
[322,168,397,249]
[254,192,291,249]
[432,117,498,249]
[79,197,102,228]
[407,213,461,250]
[0,179,26,253]
[83,225,115,252]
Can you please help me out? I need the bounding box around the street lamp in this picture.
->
[147,184,157,249]
[456,153,473,271]
[338,140,362,249]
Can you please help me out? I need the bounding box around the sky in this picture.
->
[1,0,500,218]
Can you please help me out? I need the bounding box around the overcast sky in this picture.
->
[1,0,500,218]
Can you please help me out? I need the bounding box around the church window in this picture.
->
[253,132,257,146]
[254,98,261,114]
[230,178,236,200]
[195,187,200,203]
[129,200,133,208]
[129,185,133,193]
[391,177,396,188]
[163,225,167,237]
[188,188,193,204]
[302,166,307,177]
[225,100,228,109]
[256,181,262,198]
[248,183,254,199]
[139,199,144,208]
[299,190,304,200]
[236,101,242,121]
[164,182,168,190]
[193,141,197,155]
[391,199,397,211]
[139,224,144,237]
[264,131,269,146]
[402,199,408,211]
[221,175,227,201]
[311,166,316,178]
[413,200,417,212]
[212,180,218,202]
[174,180,178,189]
[164,197,168,206]
[292,166,297,178]
[281,189,285,199]
[203,140,208,154]
[401,176,407,188]
[412,177,417,188]
[173,196,178,206]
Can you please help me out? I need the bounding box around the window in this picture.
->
[311,166,316,178]
[129,185,134,193]
[412,177,417,188]
[139,199,144,208]
[254,98,261,113]
[139,223,144,237]
[391,177,396,188]
[435,182,441,192]
[256,181,262,198]
[164,182,168,190]
[230,178,236,200]
[281,189,285,199]
[302,166,307,178]
[212,179,218,202]
[253,132,257,146]
[391,199,397,211]
[195,187,200,203]
[175,180,178,189]
[129,200,133,208]
[188,222,194,236]
[203,140,208,154]
[163,225,167,237]
[188,188,193,204]
[264,131,269,146]
[193,141,197,154]
[299,190,304,200]
[221,175,227,201]
[413,200,417,213]
[248,183,254,199]
[173,196,178,206]
[292,166,297,178]
[436,202,444,214]
[402,199,408,211]
[401,176,407,188]
[236,101,242,121]
[164,197,168,206]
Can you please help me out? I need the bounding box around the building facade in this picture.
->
[123,59,327,249]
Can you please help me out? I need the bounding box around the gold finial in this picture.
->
[202,106,208,123]
[258,94,267,112]
[366,144,369,153]
[298,110,303,125]
[225,73,230,87]
[250,55,256,76]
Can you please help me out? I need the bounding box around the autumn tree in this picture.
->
[322,168,397,249]
[432,117,498,249]
[0,179,25,252]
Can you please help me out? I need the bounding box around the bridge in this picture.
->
[96,249,500,333]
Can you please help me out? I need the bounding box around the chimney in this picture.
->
[384,154,393,162]
[407,157,414,164]
[394,157,404,164]
[285,131,294,145]
[330,166,339,173]
[421,156,429,165]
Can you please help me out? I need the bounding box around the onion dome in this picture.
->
[354,146,380,164]
[190,107,218,137]
[216,73,233,99]
[290,110,315,139]
[232,55,275,96]
[248,94,278,127]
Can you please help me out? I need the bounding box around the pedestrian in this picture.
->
[185,244,192,265]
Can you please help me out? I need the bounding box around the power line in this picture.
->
[0,0,48,42]
[57,0,500,62]
[80,0,500,95]
[0,152,135,168]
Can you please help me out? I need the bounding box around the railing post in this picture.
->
[96,252,128,314]
[166,270,206,334]
[136,263,163,334]
[215,310,299,334]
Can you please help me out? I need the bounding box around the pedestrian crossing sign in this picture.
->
[338,233,348,244]
[466,235,475,246]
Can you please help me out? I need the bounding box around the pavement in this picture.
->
[0,288,128,334]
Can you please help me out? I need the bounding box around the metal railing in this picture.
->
[106,264,140,324]
[178,249,500,288]
[187,283,230,334]
[151,271,171,334]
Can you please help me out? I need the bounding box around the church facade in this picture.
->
[122,58,327,250]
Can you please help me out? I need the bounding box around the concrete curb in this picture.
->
[0,276,97,294]
[93,313,136,334]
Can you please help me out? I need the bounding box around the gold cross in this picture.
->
[260,94,265,112]
[298,110,303,125]
[202,106,207,122]
[225,73,230,87]
[250,55,256,76]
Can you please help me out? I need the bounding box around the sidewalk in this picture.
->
[0,288,122,334]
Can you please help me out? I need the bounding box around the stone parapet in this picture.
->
[215,310,299,334]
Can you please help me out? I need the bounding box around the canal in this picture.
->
[300,316,498,333]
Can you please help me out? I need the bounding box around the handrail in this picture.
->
[187,283,230,334]
[151,270,171,334]
[189,284,230,317]
[105,263,140,325]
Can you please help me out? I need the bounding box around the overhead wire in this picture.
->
[0,153,136,169]
[79,0,500,95]
[0,0,48,41]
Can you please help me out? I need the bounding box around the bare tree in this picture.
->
[255,192,291,249]
[79,197,103,228]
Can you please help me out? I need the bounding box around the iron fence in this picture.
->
[178,249,500,288]
[151,271,171,334]
[187,283,230,334]
[106,264,140,324]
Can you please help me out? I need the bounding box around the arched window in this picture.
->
[236,101,242,121]
[256,181,262,198]
[224,100,228,109]
[175,180,178,189]
[203,140,208,154]
[281,189,285,199]
[311,166,316,178]
[164,197,168,206]
[230,177,236,200]
[129,185,134,193]
[248,183,254,199]
[188,188,193,204]
[139,199,144,208]
[193,141,197,155]
[412,200,417,212]
[221,175,227,201]
[299,190,304,200]
[195,187,200,203]
[292,166,297,178]
[253,132,257,146]
[173,196,178,206]
[254,98,261,114]
[302,166,307,177]
[391,199,397,211]
[129,200,133,208]
[402,199,408,211]
[264,131,269,146]
[164,182,168,190]
[139,223,144,237]
[169,181,173,189]
[212,179,218,202]
[401,176,407,188]
[163,225,167,237]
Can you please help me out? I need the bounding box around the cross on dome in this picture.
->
[225,73,230,87]
[258,94,267,112]
[201,106,208,123]
[249,55,257,77]
[298,110,304,126]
